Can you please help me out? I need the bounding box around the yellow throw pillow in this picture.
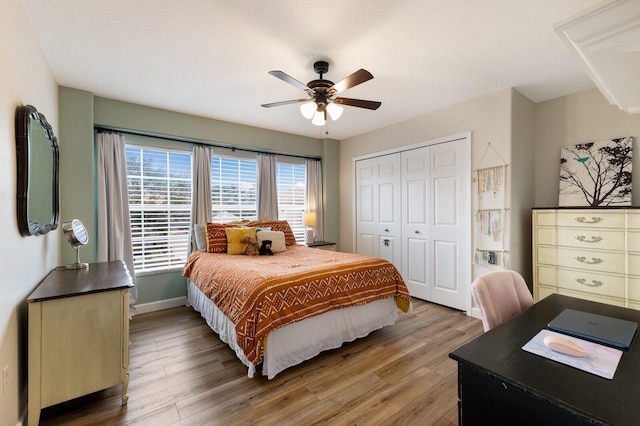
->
[225,227,257,255]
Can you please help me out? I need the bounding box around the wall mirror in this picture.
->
[15,104,60,236]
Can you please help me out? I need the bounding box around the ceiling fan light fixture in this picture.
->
[311,110,326,126]
[300,101,316,119]
[326,102,343,121]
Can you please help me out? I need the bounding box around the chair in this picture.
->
[471,270,534,331]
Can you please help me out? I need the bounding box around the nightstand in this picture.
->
[27,261,133,425]
[306,241,336,251]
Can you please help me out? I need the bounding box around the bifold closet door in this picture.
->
[401,140,470,310]
[355,154,401,269]
[356,136,470,311]
[428,140,470,311]
[401,147,430,300]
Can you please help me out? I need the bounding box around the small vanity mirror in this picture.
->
[15,105,60,236]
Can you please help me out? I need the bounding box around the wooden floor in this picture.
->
[39,298,483,426]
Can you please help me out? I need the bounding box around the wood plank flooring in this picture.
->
[38,298,483,425]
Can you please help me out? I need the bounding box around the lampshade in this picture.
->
[300,102,316,119]
[311,110,325,126]
[302,211,317,227]
[326,102,343,120]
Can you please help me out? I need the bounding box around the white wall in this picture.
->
[0,0,60,424]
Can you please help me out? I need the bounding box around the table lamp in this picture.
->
[302,211,316,243]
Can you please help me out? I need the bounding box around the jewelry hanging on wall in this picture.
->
[475,209,503,242]
[478,166,504,195]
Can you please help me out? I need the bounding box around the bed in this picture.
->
[183,221,411,379]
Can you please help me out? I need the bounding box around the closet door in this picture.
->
[429,140,470,311]
[401,147,431,300]
[355,154,402,268]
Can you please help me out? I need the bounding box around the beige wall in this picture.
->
[534,87,640,207]
[339,89,539,285]
[339,89,513,253]
[0,0,60,424]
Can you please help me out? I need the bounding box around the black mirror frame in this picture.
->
[15,104,60,236]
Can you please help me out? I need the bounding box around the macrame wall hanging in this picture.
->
[473,142,509,267]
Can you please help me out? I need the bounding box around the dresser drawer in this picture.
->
[557,268,625,299]
[628,231,640,254]
[535,212,557,227]
[536,265,557,287]
[535,227,556,245]
[629,276,640,303]
[557,248,624,274]
[629,254,640,277]
[556,288,626,307]
[557,212,625,229]
[628,212,640,229]
[557,228,624,251]
[535,285,557,302]
[536,247,557,265]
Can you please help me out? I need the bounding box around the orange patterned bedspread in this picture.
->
[183,245,411,365]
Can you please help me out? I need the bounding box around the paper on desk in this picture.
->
[522,329,623,380]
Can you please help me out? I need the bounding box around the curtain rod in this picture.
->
[94,125,322,161]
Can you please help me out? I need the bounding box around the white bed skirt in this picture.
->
[187,280,399,379]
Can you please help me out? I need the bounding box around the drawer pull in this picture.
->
[575,256,603,265]
[574,216,603,224]
[576,278,604,287]
[575,235,603,243]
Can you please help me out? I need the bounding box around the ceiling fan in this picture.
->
[261,60,381,126]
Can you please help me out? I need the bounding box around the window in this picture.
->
[126,146,192,273]
[211,156,257,221]
[277,162,306,242]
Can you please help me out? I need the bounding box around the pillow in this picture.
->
[256,231,286,253]
[256,227,271,233]
[225,227,257,255]
[246,220,297,246]
[193,223,208,252]
[205,222,237,253]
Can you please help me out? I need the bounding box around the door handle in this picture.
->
[383,239,390,246]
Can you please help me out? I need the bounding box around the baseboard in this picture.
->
[133,296,188,314]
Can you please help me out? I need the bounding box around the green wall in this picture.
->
[59,87,340,305]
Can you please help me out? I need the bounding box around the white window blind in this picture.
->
[126,146,192,273]
[211,156,257,222]
[277,162,306,242]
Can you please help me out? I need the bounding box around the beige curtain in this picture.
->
[190,145,213,252]
[257,154,278,221]
[305,159,324,241]
[96,131,137,316]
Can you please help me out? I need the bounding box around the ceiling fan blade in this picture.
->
[268,70,310,92]
[330,69,374,93]
[334,97,381,110]
[261,99,310,108]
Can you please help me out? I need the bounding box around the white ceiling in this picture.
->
[22,0,605,140]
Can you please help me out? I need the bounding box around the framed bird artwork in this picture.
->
[558,137,633,207]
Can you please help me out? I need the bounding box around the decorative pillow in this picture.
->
[256,227,271,233]
[246,220,297,246]
[256,231,286,253]
[193,223,208,252]
[205,222,237,253]
[225,227,257,255]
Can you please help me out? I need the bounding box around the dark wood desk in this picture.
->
[449,294,640,425]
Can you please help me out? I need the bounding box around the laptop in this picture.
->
[547,309,638,349]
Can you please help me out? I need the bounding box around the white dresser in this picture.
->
[532,208,640,310]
